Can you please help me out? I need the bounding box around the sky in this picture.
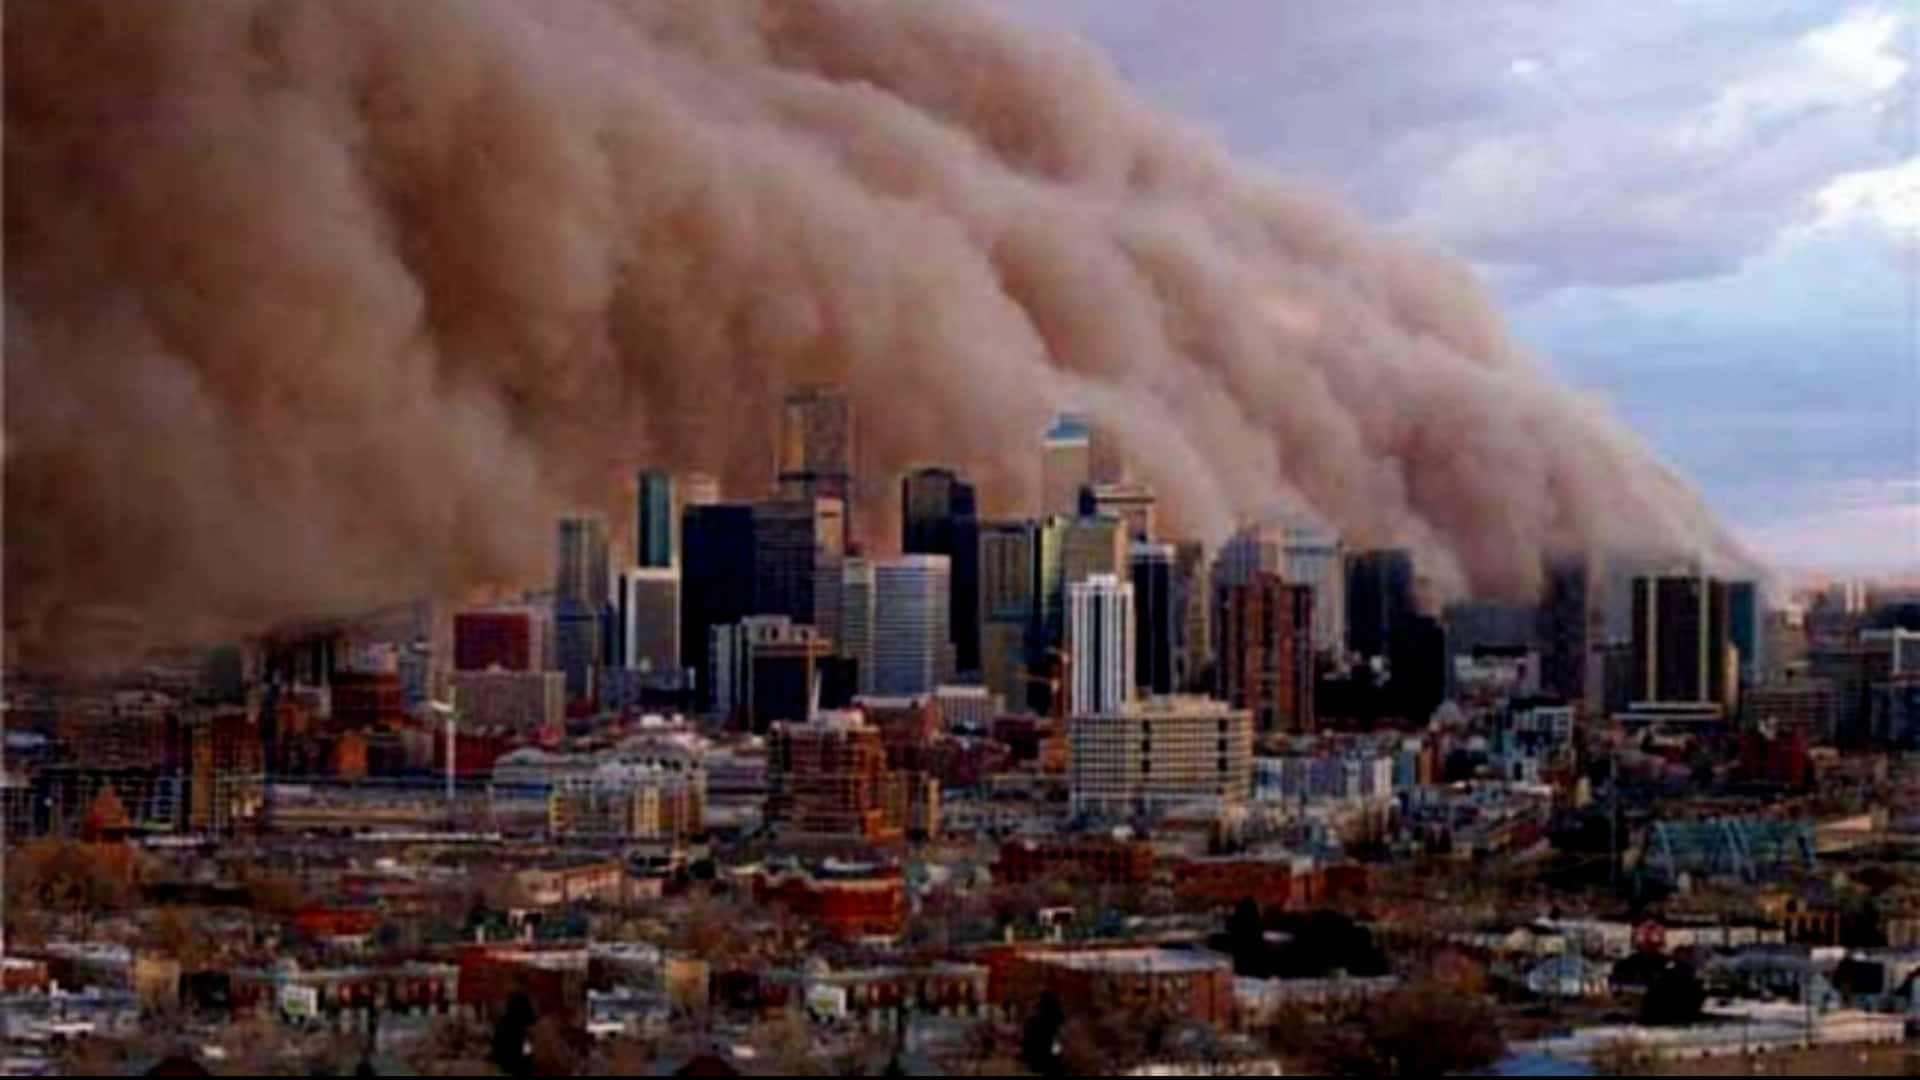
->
[1008,0,1918,580]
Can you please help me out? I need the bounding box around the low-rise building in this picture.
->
[996,835,1155,887]
[753,859,908,941]
[549,761,703,842]
[1001,947,1235,1027]
[451,670,565,733]
[1069,696,1252,817]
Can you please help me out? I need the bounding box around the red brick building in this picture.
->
[1172,855,1322,912]
[1216,574,1315,733]
[999,947,1235,1026]
[458,947,588,1023]
[454,610,535,672]
[767,714,939,843]
[330,671,405,730]
[996,836,1155,887]
[754,862,907,940]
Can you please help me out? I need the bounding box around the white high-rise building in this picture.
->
[1068,573,1135,716]
[872,555,951,696]
[618,567,680,676]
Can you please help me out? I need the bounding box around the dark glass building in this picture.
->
[681,502,757,708]
[636,468,675,569]
[901,467,981,676]
[1130,542,1176,696]
[1346,548,1414,659]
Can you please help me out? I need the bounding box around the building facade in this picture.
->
[1346,548,1413,661]
[635,469,675,570]
[766,711,936,843]
[1079,481,1156,542]
[1131,542,1176,697]
[978,520,1038,709]
[1068,574,1134,717]
[1173,541,1213,693]
[681,502,757,707]
[1068,696,1253,815]
[752,496,847,639]
[1041,413,1092,518]
[1215,574,1315,734]
[451,670,566,733]
[872,555,952,697]
[453,609,538,673]
[777,385,854,547]
[617,567,680,678]
[902,467,981,676]
[1631,569,1734,706]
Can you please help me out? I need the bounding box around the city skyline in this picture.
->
[6,4,1920,1074]
[1010,0,1917,579]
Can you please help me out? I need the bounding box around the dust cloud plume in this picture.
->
[4,0,1747,661]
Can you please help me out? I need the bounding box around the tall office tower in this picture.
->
[1062,515,1127,584]
[901,467,981,676]
[555,515,611,611]
[1279,518,1345,657]
[1068,573,1135,716]
[1631,568,1734,706]
[1130,542,1176,696]
[1346,548,1415,660]
[1034,515,1127,661]
[840,559,877,694]
[777,385,854,547]
[681,502,757,707]
[1728,580,1764,688]
[1215,573,1315,733]
[635,469,676,569]
[618,567,681,676]
[753,496,847,635]
[1172,541,1213,693]
[681,472,722,508]
[1041,413,1092,517]
[710,616,849,733]
[554,516,611,704]
[872,555,953,696]
[1388,614,1447,722]
[978,520,1038,709]
[1079,481,1156,542]
[1538,554,1595,705]
[1213,523,1283,589]
[554,606,600,705]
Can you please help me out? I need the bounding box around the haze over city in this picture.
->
[1,2,1916,1077]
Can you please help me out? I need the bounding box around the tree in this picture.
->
[528,1016,581,1077]
[1223,897,1266,977]
[490,992,536,1078]
[1639,963,1704,1027]
[1020,992,1065,1076]
[1287,981,1504,1076]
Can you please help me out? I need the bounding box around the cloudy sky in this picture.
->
[1009,0,1916,579]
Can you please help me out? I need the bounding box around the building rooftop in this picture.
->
[1024,948,1228,976]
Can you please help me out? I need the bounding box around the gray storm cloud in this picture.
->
[4,0,1747,662]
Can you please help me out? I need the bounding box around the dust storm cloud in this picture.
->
[3,0,1746,660]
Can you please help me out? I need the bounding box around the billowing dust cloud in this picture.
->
[4,0,1746,661]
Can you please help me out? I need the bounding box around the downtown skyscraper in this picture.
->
[1068,573,1134,716]
[777,385,854,548]
[902,467,980,676]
